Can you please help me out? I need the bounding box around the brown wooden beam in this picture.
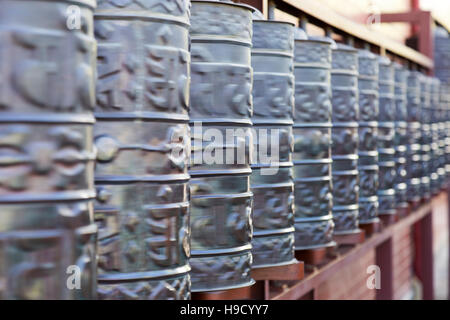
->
[272,198,435,300]
[276,0,433,69]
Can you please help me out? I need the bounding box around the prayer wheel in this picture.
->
[357,50,379,225]
[377,56,396,217]
[331,44,360,234]
[0,0,97,299]
[293,31,335,250]
[419,75,432,200]
[393,63,408,211]
[94,0,192,299]
[250,18,297,268]
[406,71,423,204]
[430,78,441,194]
[189,0,255,292]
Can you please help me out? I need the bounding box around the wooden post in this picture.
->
[376,238,394,300]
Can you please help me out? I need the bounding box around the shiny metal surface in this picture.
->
[393,63,408,209]
[250,19,296,268]
[0,0,97,299]
[377,56,396,216]
[438,83,448,188]
[189,0,255,292]
[293,31,335,249]
[357,50,379,224]
[430,77,442,194]
[94,0,191,299]
[406,71,423,203]
[331,44,360,234]
[419,75,432,199]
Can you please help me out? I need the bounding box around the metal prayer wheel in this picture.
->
[377,56,396,217]
[434,27,450,83]
[250,19,296,268]
[0,0,97,299]
[442,83,450,181]
[430,78,441,194]
[357,50,379,224]
[406,71,423,203]
[419,75,432,200]
[293,32,335,249]
[393,63,409,210]
[331,44,360,234]
[94,1,191,299]
[438,83,448,188]
[189,0,254,292]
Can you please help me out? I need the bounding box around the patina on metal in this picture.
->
[189,0,255,292]
[250,18,297,268]
[293,31,335,249]
[393,63,409,210]
[0,0,97,299]
[94,0,191,299]
[377,56,396,217]
[357,50,379,225]
[419,75,432,200]
[331,44,360,234]
[430,77,442,194]
[406,71,423,204]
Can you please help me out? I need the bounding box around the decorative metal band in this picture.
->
[358,50,379,223]
[98,272,190,300]
[294,216,335,249]
[293,33,334,248]
[359,200,379,224]
[250,20,295,269]
[378,56,396,214]
[189,0,254,292]
[0,0,97,299]
[331,44,359,233]
[94,1,192,299]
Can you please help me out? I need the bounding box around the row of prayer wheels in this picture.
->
[0,0,449,299]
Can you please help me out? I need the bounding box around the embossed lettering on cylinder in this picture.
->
[293,32,335,249]
[331,44,360,234]
[377,56,396,216]
[358,50,379,224]
[94,0,192,300]
[0,0,97,299]
[250,19,296,269]
[189,0,254,292]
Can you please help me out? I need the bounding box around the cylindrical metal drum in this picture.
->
[434,27,450,84]
[419,75,432,200]
[0,0,97,299]
[293,32,335,250]
[443,83,450,181]
[250,19,296,268]
[393,63,409,211]
[331,44,360,235]
[438,83,448,189]
[189,0,254,292]
[357,50,379,225]
[406,71,422,204]
[377,56,396,217]
[430,78,441,194]
[94,1,192,299]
